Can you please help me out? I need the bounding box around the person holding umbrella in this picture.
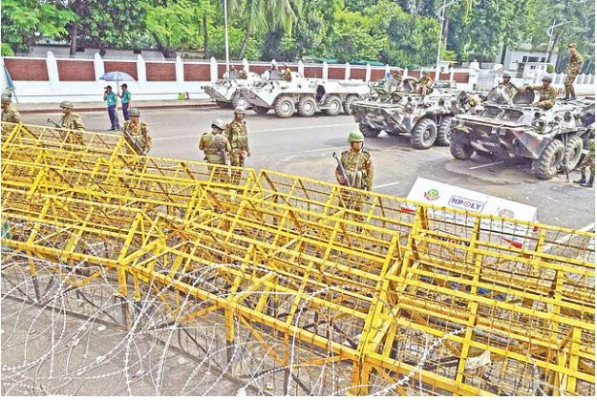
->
[104,85,121,131]
[119,83,132,121]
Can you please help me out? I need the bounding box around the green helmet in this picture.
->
[1,93,11,103]
[211,118,226,130]
[234,106,246,114]
[542,75,552,83]
[59,100,73,109]
[348,131,365,143]
[129,107,140,117]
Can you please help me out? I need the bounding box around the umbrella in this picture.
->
[99,71,136,82]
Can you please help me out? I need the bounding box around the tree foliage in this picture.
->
[1,0,594,72]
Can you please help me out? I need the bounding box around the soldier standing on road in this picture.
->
[58,101,85,144]
[122,108,152,156]
[1,93,21,123]
[200,119,232,182]
[417,71,434,95]
[525,75,557,109]
[226,106,250,184]
[564,43,583,100]
[335,131,374,224]
[497,72,518,98]
[575,124,595,187]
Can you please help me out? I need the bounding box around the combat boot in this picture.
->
[581,176,594,187]
[574,174,587,185]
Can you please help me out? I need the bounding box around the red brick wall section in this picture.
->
[350,68,367,81]
[370,69,386,81]
[328,67,345,80]
[146,62,176,81]
[453,72,469,83]
[249,65,268,75]
[5,58,49,81]
[183,64,211,81]
[303,66,322,78]
[103,61,138,80]
[217,63,245,79]
[439,72,451,81]
[57,60,95,81]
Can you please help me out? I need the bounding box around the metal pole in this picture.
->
[224,0,230,75]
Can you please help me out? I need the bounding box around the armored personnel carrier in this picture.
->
[351,77,458,149]
[240,72,370,117]
[203,71,263,109]
[449,88,595,180]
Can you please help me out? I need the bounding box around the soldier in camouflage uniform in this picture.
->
[497,72,518,98]
[575,124,595,187]
[58,101,85,145]
[226,106,250,184]
[1,93,21,123]
[417,71,434,95]
[280,64,292,82]
[525,75,557,109]
[565,43,583,100]
[200,118,231,182]
[122,108,152,156]
[335,131,374,224]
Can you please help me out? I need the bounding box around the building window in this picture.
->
[523,56,528,62]
[541,57,545,62]
[528,56,539,62]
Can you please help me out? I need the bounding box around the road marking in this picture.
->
[373,181,401,190]
[469,161,504,170]
[541,222,594,253]
[152,122,356,143]
[304,147,344,153]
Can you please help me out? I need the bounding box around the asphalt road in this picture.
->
[25,107,595,229]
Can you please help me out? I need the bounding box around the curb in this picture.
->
[19,102,220,115]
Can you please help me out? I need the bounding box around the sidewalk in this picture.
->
[17,99,218,114]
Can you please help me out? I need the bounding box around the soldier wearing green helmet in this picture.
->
[1,93,22,124]
[226,106,251,184]
[57,100,85,144]
[122,107,152,156]
[336,131,374,191]
[524,75,557,109]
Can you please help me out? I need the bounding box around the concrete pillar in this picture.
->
[137,54,147,83]
[365,64,371,82]
[210,57,218,83]
[93,52,105,81]
[449,67,455,82]
[175,55,184,86]
[384,64,390,77]
[322,61,328,80]
[298,60,305,77]
[46,51,60,88]
[0,57,8,89]
[242,58,249,73]
[345,62,350,80]
[435,66,441,81]
[403,67,408,78]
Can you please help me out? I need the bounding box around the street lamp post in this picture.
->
[435,0,460,77]
[545,19,571,64]
[224,0,230,75]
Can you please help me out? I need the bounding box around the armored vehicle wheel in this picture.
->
[216,101,231,109]
[343,95,359,115]
[411,118,438,149]
[275,95,295,118]
[253,105,269,115]
[232,93,249,109]
[533,139,565,180]
[562,136,583,171]
[450,140,475,160]
[436,117,453,146]
[359,123,381,138]
[323,95,343,116]
[298,96,317,117]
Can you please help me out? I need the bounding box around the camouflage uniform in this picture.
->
[531,85,557,109]
[335,149,374,222]
[59,112,85,145]
[1,104,21,123]
[417,75,434,95]
[122,121,152,155]
[281,68,292,82]
[579,138,595,179]
[498,81,518,98]
[199,131,231,182]
[566,48,583,98]
[239,69,248,79]
[226,119,249,184]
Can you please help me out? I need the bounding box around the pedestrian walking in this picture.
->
[104,85,121,130]
[119,83,132,121]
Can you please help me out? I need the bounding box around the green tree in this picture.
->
[1,0,76,56]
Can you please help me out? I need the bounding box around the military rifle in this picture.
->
[122,127,144,155]
[333,152,351,186]
[47,118,61,128]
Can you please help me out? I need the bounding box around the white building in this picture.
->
[495,43,559,78]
